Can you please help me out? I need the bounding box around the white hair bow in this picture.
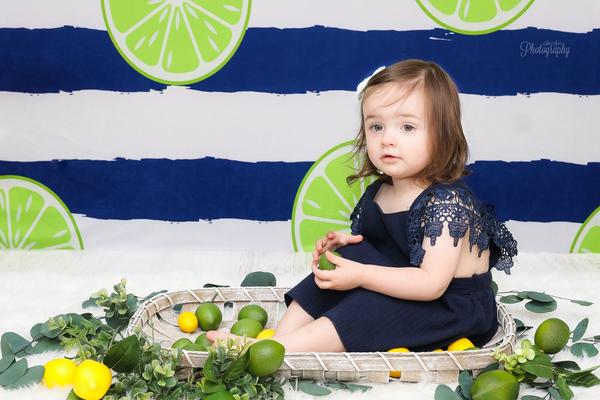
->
[356,66,386,99]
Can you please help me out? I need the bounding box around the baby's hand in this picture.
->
[312,231,363,266]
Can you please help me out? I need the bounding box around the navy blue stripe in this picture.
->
[0,26,598,95]
[0,159,597,223]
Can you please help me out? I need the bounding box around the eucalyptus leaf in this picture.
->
[82,297,100,309]
[240,271,276,287]
[0,354,15,374]
[566,371,600,388]
[203,283,230,288]
[30,323,43,340]
[1,332,32,357]
[458,371,472,400]
[499,295,522,304]
[491,280,498,296]
[140,290,168,303]
[572,318,588,342]
[570,299,593,306]
[337,382,371,392]
[517,291,531,299]
[556,377,574,400]
[434,384,460,400]
[526,381,553,389]
[527,291,554,303]
[521,396,547,400]
[548,386,564,400]
[31,338,64,354]
[525,299,557,313]
[0,358,27,386]
[41,321,62,339]
[173,304,183,313]
[570,343,599,358]
[4,365,44,389]
[297,381,331,396]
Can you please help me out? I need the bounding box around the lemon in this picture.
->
[448,338,475,351]
[178,311,199,333]
[101,0,251,85]
[72,360,112,400]
[291,141,376,252]
[534,318,570,354]
[172,338,193,349]
[195,303,222,331]
[471,369,519,400]
[230,318,263,338]
[570,205,600,253]
[257,328,275,339]
[195,333,212,350]
[238,304,268,327]
[0,175,83,249]
[246,339,285,377]
[387,347,409,378]
[433,349,444,352]
[43,358,77,388]
[416,0,536,35]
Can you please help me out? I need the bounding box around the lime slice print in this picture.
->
[570,205,600,254]
[291,142,377,252]
[101,0,252,85]
[416,0,536,35]
[0,176,83,250]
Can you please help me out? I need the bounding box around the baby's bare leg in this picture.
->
[274,316,345,352]
[274,300,315,336]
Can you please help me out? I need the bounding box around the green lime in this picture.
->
[570,205,600,253]
[205,391,235,400]
[183,343,206,351]
[534,318,570,354]
[291,141,376,252]
[246,339,285,377]
[238,304,268,327]
[171,338,193,349]
[470,369,519,400]
[194,333,211,350]
[0,175,83,249]
[195,303,222,331]
[230,318,263,338]
[318,251,341,270]
[416,0,535,35]
[101,0,251,85]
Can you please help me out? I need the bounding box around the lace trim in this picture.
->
[407,183,517,274]
[349,182,376,235]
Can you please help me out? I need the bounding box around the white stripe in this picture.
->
[0,0,598,32]
[0,89,597,164]
[75,215,580,253]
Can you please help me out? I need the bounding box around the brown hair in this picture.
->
[347,59,469,186]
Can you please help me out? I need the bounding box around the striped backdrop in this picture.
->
[0,0,598,252]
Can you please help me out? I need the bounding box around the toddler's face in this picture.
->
[362,82,431,183]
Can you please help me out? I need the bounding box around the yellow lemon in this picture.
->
[433,349,444,352]
[72,360,112,400]
[448,338,475,352]
[178,311,199,333]
[43,358,77,388]
[387,347,409,378]
[257,328,276,339]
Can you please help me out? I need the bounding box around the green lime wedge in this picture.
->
[291,141,376,252]
[101,0,252,85]
[570,205,600,254]
[0,176,83,250]
[416,0,535,35]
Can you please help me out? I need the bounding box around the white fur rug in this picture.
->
[0,251,599,399]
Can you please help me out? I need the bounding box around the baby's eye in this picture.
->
[401,124,415,133]
[370,124,383,132]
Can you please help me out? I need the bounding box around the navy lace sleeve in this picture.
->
[407,182,518,274]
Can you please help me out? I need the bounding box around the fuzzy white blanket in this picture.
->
[0,251,599,400]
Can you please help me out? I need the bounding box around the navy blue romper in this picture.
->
[285,179,518,352]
